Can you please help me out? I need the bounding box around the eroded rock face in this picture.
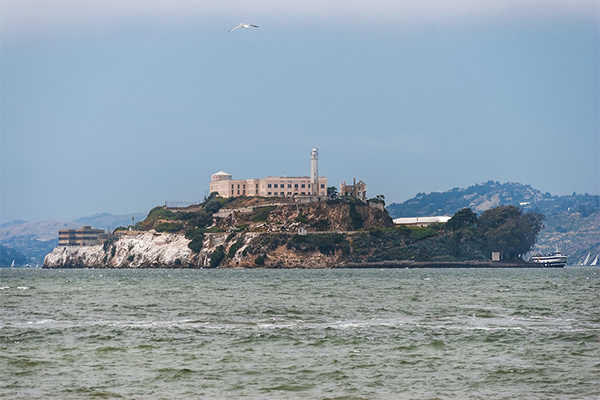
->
[44,232,198,268]
[43,230,342,269]
[43,200,394,269]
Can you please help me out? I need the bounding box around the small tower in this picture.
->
[310,147,319,196]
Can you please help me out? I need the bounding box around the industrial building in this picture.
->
[59,226,109,246]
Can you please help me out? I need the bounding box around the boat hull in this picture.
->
[529,252,568,268]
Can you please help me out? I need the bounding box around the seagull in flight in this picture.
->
[228,23,259,32]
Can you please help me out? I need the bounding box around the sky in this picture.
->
[1,0,599,223]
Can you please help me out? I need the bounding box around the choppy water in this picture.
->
[1,267,599,399]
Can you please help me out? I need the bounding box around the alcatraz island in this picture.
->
[44,149,544,269]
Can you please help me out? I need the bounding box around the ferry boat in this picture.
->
[529,251,568,267]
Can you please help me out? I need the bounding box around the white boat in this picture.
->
[529,252,568,267]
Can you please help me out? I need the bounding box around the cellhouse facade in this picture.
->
[209,148,327,199]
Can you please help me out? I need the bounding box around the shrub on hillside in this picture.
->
[295,214,309,223]
[185,228,205,253]
[154,222,184,233]
[147,207,176,220]
[349,203,363,230]
[228,238,245,258]
[311,219,331,231]
[210,246,225,267]
[287,233,349,256]
[252,206,277,222]
[254,255,266,266]
[408,227,437,241]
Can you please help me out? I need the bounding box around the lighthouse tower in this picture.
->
[310,147,319,196]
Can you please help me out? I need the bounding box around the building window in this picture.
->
[295,184,298,188]
[268,192,272,195]
[288,184,292,188]
[321,184,325,188]
[268,184,272,188]
[274,184,278,188]
[301,184,305,188]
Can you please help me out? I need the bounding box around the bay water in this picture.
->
[1,267,599,399]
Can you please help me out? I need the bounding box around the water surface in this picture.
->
[1,267,598,399]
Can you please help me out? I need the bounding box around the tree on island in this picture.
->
[327,186,338,198]
[477,205,544,261]
[446,208,478,231]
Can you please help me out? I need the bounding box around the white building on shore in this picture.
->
[393,216,451,227]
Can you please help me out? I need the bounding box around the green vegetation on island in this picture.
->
[114,191,545,268]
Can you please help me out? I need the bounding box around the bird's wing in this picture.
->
[250,24,259,28]
[228,24,242,32]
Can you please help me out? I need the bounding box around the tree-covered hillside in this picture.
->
[387,181,599,264]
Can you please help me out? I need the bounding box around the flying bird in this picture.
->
[228,23,259,32]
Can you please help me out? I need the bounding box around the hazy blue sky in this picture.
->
[1,0,598,223]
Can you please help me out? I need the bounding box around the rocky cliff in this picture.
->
[43,230,354,269]
[44,232,196,268]
[44,197,392,269]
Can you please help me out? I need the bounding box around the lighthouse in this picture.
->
[310,147,319,196]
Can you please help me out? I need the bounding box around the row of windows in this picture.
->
[266,183,325,189]
[232,184,259,189]
[268,192,306,196]
[269,183,304,189]
[225,183,326,190]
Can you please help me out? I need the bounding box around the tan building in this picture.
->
[59,226,109,246]
[210,173,327,198]
[209,148,327,199]
[340,178,367,201]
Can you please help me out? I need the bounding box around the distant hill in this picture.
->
[0,220,28,229]
[0,244,29,267]
[387,181,600,265]
[0,212,146,267]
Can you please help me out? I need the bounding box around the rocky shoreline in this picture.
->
[335,260,557,269]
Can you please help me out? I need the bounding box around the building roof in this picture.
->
[393,216,451,225]
[213,171,232,176]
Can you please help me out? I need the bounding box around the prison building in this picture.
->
[210,173,327,199]
[209,148,327,199]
